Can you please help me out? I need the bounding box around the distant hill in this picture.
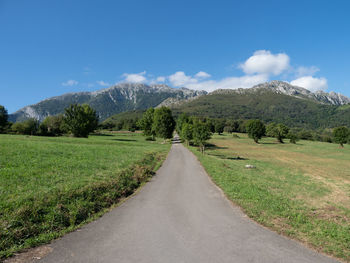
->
[9,80,350,129]
[9,83,207,122]
[172,81,350,129]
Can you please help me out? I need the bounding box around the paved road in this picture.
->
[38,139,337,263]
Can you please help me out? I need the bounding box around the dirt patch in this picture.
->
[4,245,53,263]
[310,206,350,226]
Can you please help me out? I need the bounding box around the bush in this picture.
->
[39,115,65,136]
[11,118,39,135]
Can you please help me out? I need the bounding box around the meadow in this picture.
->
[189,133,350,262]
[0,132,170,259]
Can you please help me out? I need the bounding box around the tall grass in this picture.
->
[189,133,350,261]
[0,133,170,259]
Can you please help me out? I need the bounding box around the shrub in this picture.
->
[11,118,39,135]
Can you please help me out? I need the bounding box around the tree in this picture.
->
[267,123,289,143]
[11,118,39,135]
[223,126,233,133]
[245,119,266,143]
[0,105,8,133]
[152,107,175,140]
[333,126,350,147]
[138,108,155,139]
[214,119,225,135]
[176,113,190,134]
[181,122,193,145]
[63,104,98,137]
[193,121,211,153]
[225,119,239,133]
[206,118,216,133]
[287,131,299,144]
[39,114,65,136]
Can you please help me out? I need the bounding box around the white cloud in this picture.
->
[184,74,269,92]
[290,76,328,92]
[122,71,147,83]
[116,50,329,94]
[96,80,110,87]
[156,76,166,82]
[240,50,290,75]
[168,71,198,86]
[195,71,211,79]
[62,80,78,86]
[295,66,320,77]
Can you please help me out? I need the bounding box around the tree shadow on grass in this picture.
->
[206,143,228,150]
[208,153,248,160]
[112,138,137,142]
[92,133,114,137]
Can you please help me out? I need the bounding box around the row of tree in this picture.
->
[2,103,350,146]
[245,119,349,147]
[182,116,350,146]
[0,104,98,138]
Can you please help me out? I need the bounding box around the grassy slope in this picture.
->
[188,134,350,261]
[102,110,144,125]
[0,133,170,258]
[172,91,350,129]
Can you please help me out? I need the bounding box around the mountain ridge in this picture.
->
[8,81,350,123]
[9,83,207,122]
[210,81,350,106]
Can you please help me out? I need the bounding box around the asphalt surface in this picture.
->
[37,138,338,263]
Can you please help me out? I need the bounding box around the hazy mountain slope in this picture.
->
[9,84,206,122]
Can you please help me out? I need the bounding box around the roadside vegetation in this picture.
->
[187,133,350,261]
[0,132,171,259]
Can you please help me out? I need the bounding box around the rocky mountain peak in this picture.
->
[211,81,350,106]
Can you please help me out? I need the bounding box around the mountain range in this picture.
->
[9,83,206,122]
[9,81,350,129]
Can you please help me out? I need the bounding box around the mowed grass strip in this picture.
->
[0,132,170,259]
[189,133,350,262]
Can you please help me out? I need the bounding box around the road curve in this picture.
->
[38,140,337,263]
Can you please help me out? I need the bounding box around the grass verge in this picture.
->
[0,132,170,259]
[188,133,350,262]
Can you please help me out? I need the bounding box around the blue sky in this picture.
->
[1,0,350,113]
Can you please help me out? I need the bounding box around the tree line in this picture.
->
[1,104,349,147]
[0,104,98,138]
[137,108,212,153]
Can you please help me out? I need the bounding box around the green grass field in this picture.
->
[189,133,350,262]
[0,132,170,259]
